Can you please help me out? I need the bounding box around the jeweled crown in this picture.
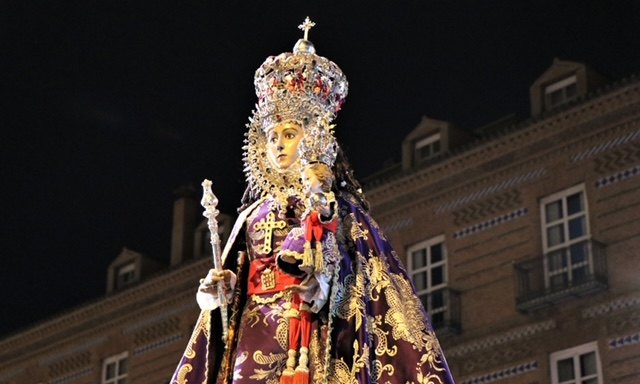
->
[243,18,346,204]
[253,17,348,128]
[299,123,338,167]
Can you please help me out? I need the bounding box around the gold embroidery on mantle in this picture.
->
[420,331,446,373]
[367,253,391,300]
[328,339,369,384]
[275,302,290,350]
[332,266,365,331]
[309,328,326,384]
[415,365,446,384]
[349,214,369,241]
[244,304,261,328]
[184,310,210,359]
[251,350,287,383]
[385,273,430,350]
[370,315,398,357]
[253,350,287,365]
[371,359,394,382]
[175,363,192,383]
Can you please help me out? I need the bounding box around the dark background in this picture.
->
[2,0,639,336]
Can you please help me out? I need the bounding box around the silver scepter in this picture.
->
[200,179,228,341]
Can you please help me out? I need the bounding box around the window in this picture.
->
[414,133,441,164]
[545,75,578,109]
[540,185,591,290]
[116,263,136,289]
[550,342,602,384]
[102,352,128,384]
[407,236,447,327]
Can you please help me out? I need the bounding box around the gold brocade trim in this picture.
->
[366,254,391,300]
[280,249,305,261]
[250,290,287,305]
[249,366,281,383]
[328,339,369,384]
[322,242,342,382]
[332,259,365,331]
[175,364,192,383]
[309,328,325,384]
[385,274,430,350]
[253,350,287,365]
[370,315,398,357]
[349,213,369,241]
[275,314,289,350]
[371,360,394,382]
[250,350,287,382]
[184,310,211,359]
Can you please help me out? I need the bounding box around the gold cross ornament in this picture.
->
[298,17,315,40]
[253,212,286,254]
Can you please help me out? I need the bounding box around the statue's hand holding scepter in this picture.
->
[200,179,229,341]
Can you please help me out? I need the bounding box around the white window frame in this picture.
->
[550,341,602,384]
[407,235,448,323]
[545,75,578,108]
[540,184,591,288]
[116,262,136,289]
[414,133,442,163]
[102,351,128,384]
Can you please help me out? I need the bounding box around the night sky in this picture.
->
[3,1,639,337]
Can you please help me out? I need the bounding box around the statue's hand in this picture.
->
[196,269,236,310]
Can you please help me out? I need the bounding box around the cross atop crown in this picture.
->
[298,17,316,41]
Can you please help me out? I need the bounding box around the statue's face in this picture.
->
[266,121,303,170]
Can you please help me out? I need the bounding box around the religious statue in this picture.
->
[171,17,456,384]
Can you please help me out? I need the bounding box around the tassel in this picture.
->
[281,373,294,384]
[292,370,309,384]
[314,242,323,272]
[280,349,297,384]
[293,346,310,384]
[302,241,314,271]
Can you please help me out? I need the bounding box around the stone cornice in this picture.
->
[0,257,209,363]
[446,320,556,357]
[367,80,640,201]
[368,81,640,222]
[368,75,640,197]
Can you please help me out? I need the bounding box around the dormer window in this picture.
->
[414,133,441,164]
[115,262,136,289]
[106,248,161,294]
[545,75,577,110]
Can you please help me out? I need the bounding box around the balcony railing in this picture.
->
[422,288,462,336]
[514,239,607,312]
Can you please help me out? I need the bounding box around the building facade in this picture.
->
[1,60,639,384]
[365,60,640,384]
